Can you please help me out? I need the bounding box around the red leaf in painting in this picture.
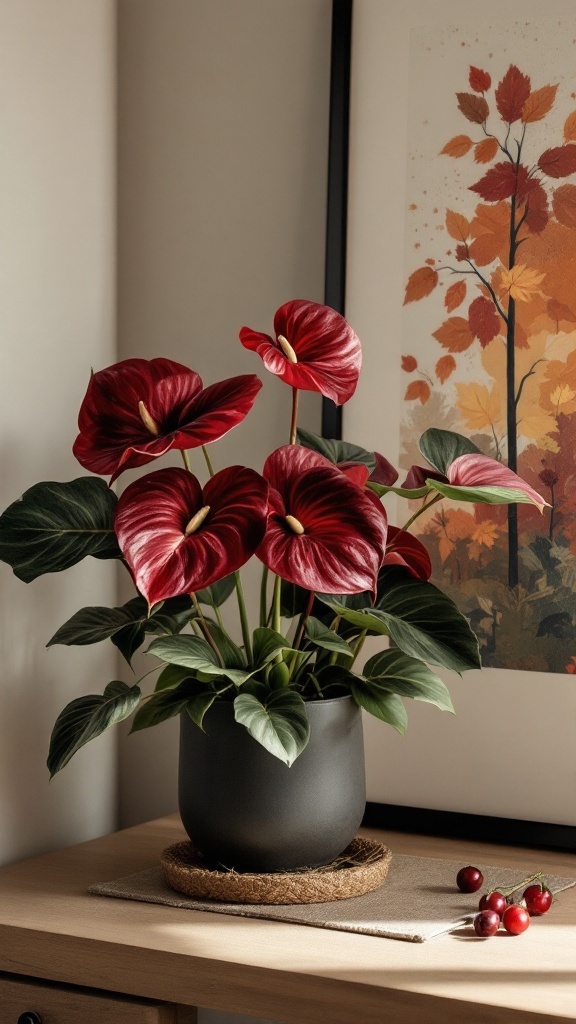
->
[456,92,489,124]
[401,355,418,372]
[547,299,576,324]
[538,145,576,178]
[258,446,387,595]
[440,135,473,158]
[495,65,531,123]
[383,526,432,581]
[404,380,431,404]
[435,355,457,383]
[403,266,439,304]
[521,85,558,124]
[515,166,541,202]
[114,466,269,608]
[474,138,499,164]
[468,296,501,347]
[523,182,549,233]
[553,183,576,228]
[469,66,491,93]
[432,317,475,353]
[455,244,469,262]
[445,280,467,312]
[448,454,548,510]
[469,162,518,201]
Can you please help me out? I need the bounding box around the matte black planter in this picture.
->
[178,694,366,872]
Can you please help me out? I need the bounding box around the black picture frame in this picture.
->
[323,0,576,852]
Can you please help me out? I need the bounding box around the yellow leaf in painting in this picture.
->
[498,264,547,303]
[471,520,500,548]
[517,409,559,443]
[549,384,576,408]
[455,382,503,430]
[540,348,576,413]
[445,209,471,241]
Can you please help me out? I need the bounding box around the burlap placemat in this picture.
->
[89,851,576,942]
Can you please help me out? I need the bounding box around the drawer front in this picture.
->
[0,974,192,1024]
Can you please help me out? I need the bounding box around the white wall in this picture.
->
[116,0,331,830]
[0,0,118,864]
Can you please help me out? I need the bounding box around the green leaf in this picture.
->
[419,428,481,475]
[131,679,215,733]
[47,603,143,648]
[316,598,391,638]
[48,680,141,776]
[363,650,454,713]
[280,580,311,618]
[305,616,353,655]
[252,626,296,668]
[196,574,236,607]
[296,428,376,472]
[0,477,120,582]
[154,664,193,692]
[375,567,480,672]
[350,678,408,734]
[146,635,253,684]
[367,481,430,499]
[428,480,540,507]
[234,690,310,766]
[208,625,246,669]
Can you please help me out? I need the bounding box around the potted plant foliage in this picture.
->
[0,300,546,872]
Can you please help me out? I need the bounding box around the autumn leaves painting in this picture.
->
[401,59,576,672]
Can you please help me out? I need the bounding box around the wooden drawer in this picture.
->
[0,973,195,1024]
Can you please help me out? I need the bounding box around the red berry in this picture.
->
[523,884,553,916]
[479,891,507,917]
[473,909,500,937]
[502,904,530,935]
[456,865,484,893]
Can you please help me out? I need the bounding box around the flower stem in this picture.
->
[402,491,442,532]
[260,565,269,627]
[181,450,193,472]
[234,570,253,664]
[293,590,314,651]
[289,387,299,445]
[272,575,282,634]
[202,445,215,477]
[190,592,224,668]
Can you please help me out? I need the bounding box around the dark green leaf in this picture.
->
[47,603,143,648]
[280,580,311,618]
[48,680,140,776]
[0,477,120,582]
[305,616,353,655]
[196,574,236,607]
[131,678,215,732]
[252,627,296,668]
[350,678,408,734]
[209,625,246,669]
[419,428,481,475]
[296,428,376,472]
[363,650,454,713]
[234,690,310,766]
[155,664,193,692]
[146,635,252,684]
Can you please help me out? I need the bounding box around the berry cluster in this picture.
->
[456,865,553,937]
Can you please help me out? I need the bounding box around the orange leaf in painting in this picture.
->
[435,355,457,383]
[563,110,576,143]
[440,135,473,158]
[432,317,475,353]
[522,182,549,233]
[404,380,431,404]
[455,382,502,431]
[538,145,576,178]
[456,92,489,125]
[474,138,499,164]
[445,209,470,241]
[470,162,518,201]
[401,355,418,372]
[469,66,491,93]
[552,184,576,228]
[547,298,576,324]
[468,295,502,347]
[444,280,467,312]
[495,65,531,123]
[403,266,439,304]
[521,85,558,124]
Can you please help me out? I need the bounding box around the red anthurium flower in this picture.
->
[448,454,549,510]
[258,445,387,594]
[114,466,269,608]
[73,358,262,483]
[383,526,432,581]
[239,300,361,405]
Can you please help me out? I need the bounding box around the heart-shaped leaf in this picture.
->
[147,635,252,684]
[252,627,296,668]
[0,477,120,582]
[349,678,408,734]
[196,573,236,608]
[363,650,455,712]
[47,681,141,776]
[131,679,216,732]
[296,428,376,472]
[233,690,310,766]
[419,428,481,475]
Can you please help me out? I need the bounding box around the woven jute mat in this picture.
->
[89,847,576,942]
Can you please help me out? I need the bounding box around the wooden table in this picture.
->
[0,814,575,1024]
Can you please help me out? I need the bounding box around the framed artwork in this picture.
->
[324,0,576,846]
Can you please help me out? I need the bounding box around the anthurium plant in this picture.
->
[0,300,547,774]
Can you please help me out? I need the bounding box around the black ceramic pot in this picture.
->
[178,694,366,872]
